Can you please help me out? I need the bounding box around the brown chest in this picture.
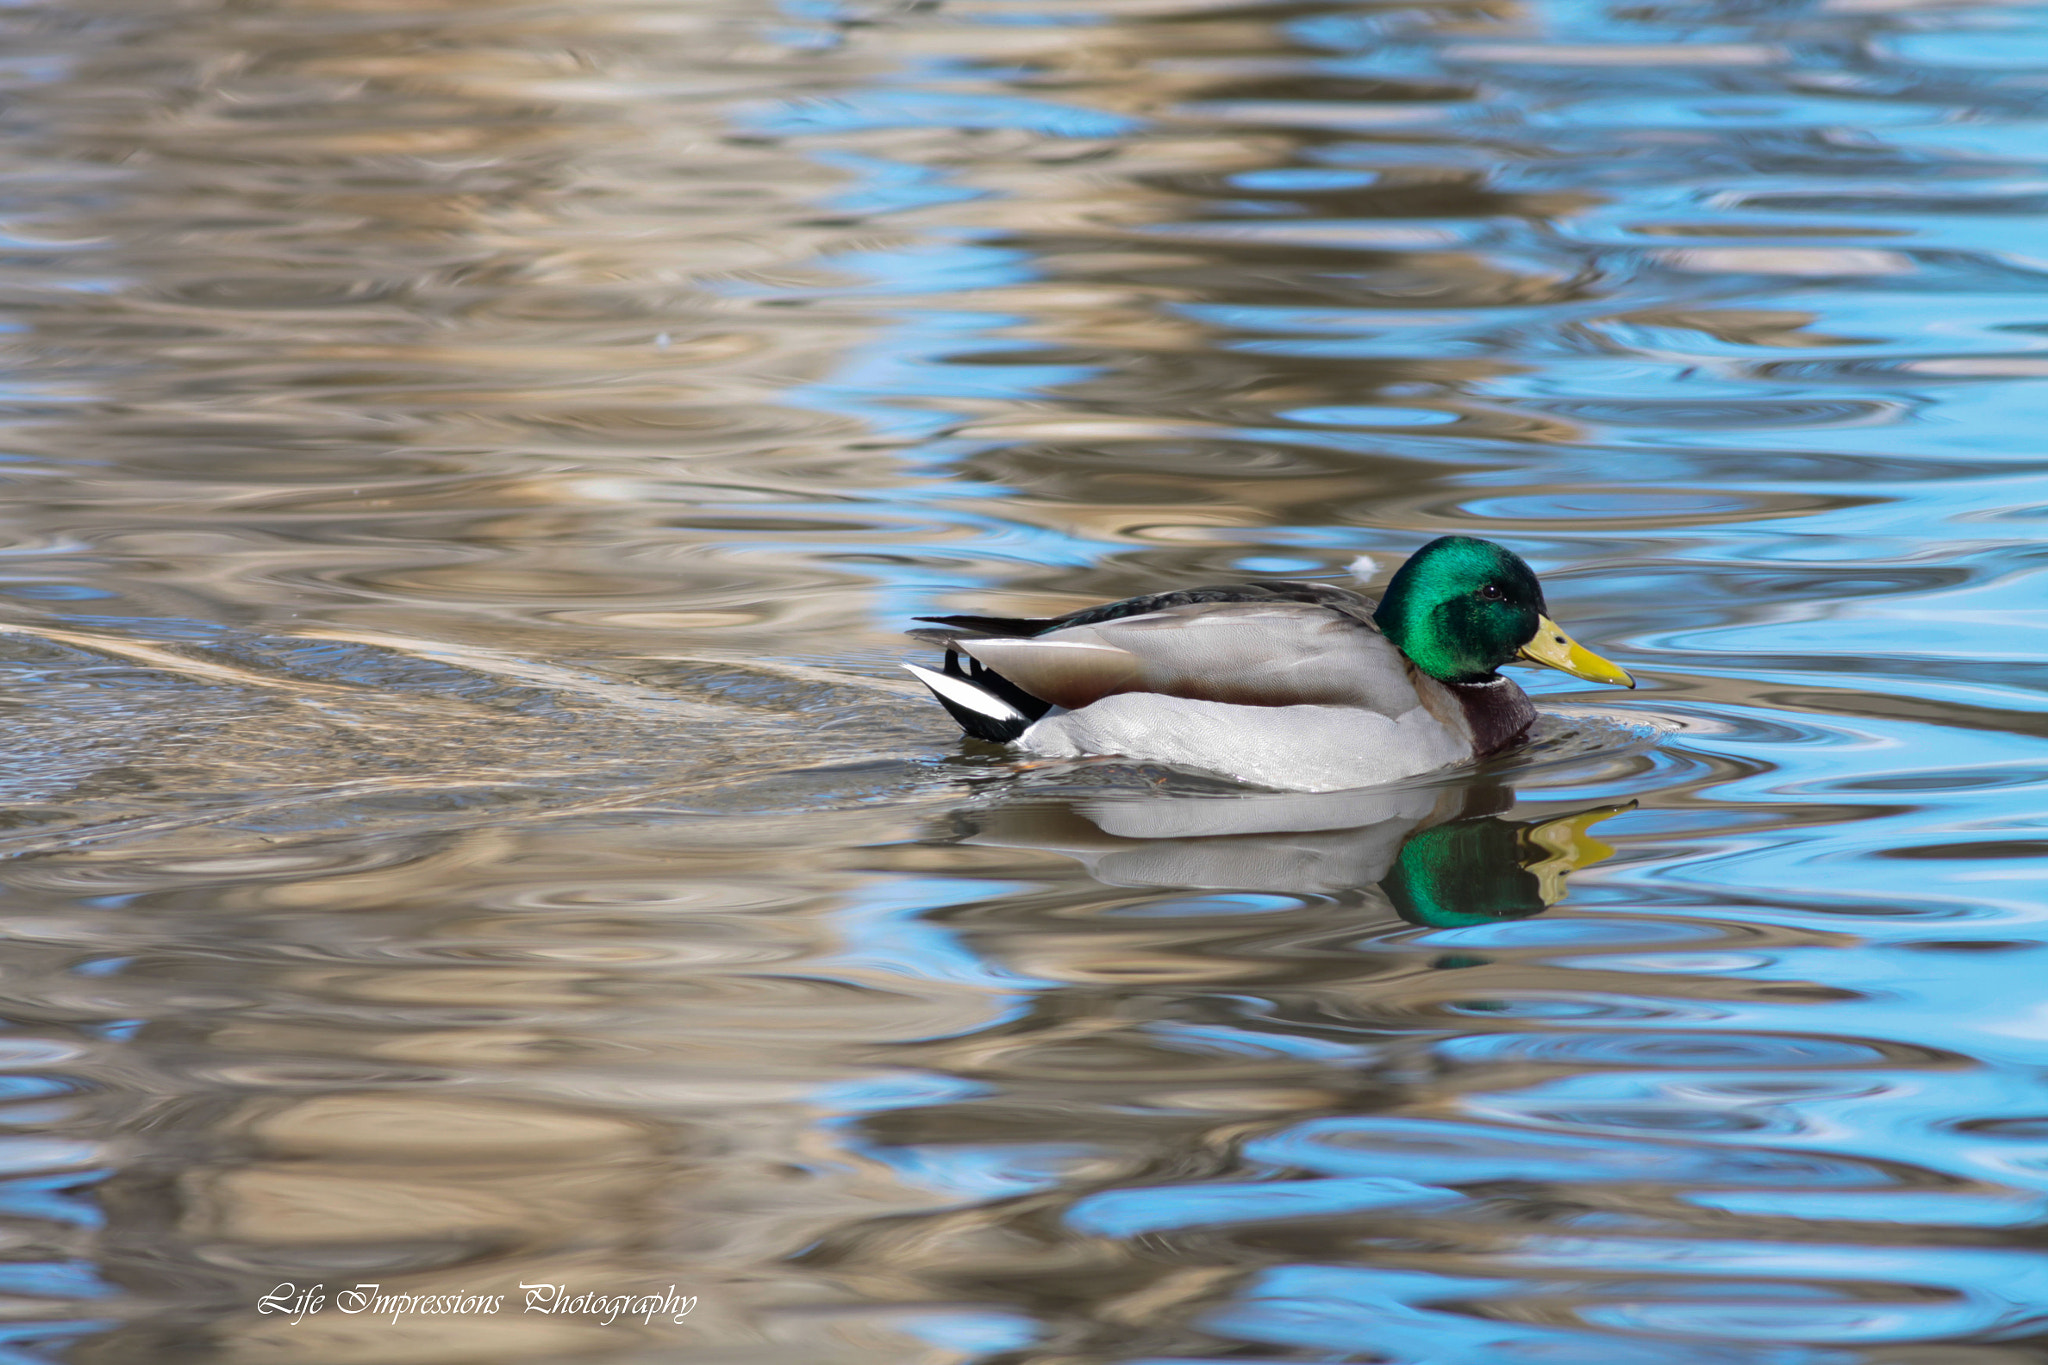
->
[1410,665,1538,758]
[1450,677,1538,756]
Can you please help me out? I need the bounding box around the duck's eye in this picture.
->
[1478,583,1505,602]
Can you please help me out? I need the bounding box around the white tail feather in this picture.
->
[902,662,1023,722]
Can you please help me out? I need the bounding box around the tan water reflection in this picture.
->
[80,807,1001,1362]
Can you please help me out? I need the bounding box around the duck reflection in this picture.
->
[952,773,1627,926]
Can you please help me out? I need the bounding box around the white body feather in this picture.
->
[1018,694,1474,792]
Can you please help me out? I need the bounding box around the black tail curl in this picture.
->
[927,650,1051,743]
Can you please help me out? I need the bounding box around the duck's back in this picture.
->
[957,600,1426,714]
[917,582,1400,702]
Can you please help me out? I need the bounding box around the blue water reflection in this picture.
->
[740,0,2048,1352]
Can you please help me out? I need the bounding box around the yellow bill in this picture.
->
[1517,615,1635,688]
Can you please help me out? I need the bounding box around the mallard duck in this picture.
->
[903,535,1634,792]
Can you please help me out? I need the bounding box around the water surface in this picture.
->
[0,0,2045,1360]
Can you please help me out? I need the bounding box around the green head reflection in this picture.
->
[1383,804,1630,927]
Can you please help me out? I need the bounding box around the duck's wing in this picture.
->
[945,600,1424,714]
[913,579,1374,642]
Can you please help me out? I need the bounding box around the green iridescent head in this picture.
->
[1372,536,1636,689]
[1372,536,1545,684]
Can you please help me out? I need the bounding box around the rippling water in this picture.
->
[0,0,2045,1359]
